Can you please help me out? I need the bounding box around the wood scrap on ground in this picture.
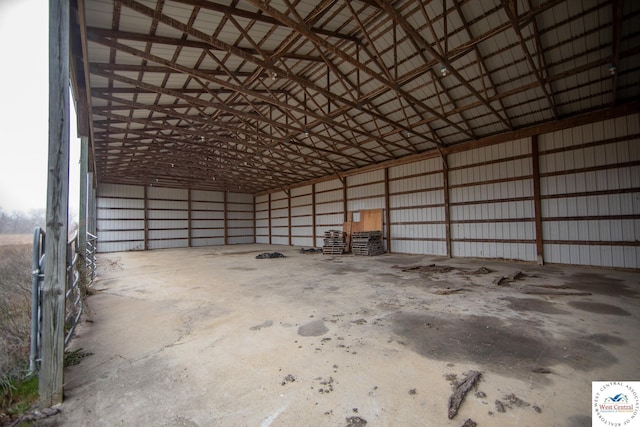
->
[434,288,467,295]
[447,370,482,419]
[493,271,524,286]
[522,284,592,295]
[391,264,433,271]
[392,264,454,274]
[522,289,592,296]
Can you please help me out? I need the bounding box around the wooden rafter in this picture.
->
[502,0,558,119]
[73,0,640,194]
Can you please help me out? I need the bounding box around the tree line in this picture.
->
[0,207,46,234]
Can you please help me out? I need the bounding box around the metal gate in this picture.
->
[29,228,97,373]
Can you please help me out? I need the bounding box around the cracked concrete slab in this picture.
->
[40,244,640,426]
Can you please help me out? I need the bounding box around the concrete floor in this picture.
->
[47,244,639,426]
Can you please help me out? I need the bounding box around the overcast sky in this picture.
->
[0,0,80,215]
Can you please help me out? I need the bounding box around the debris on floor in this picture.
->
[434,287,467,295]
[493,271,525,286]
[392,263,454,274]
[522,288,592,296]
[461,419,477,427]
[299,247,323,254]
[448,370,482,419]
[345,416,367,426]
[469,267,492,275]
[255,252,285,259]
[8,406,61,425]
[492,393,542,415]
[281,374,296,386]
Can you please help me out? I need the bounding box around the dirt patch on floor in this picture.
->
[391,313,617,378]
[500,297,570,314]
[567,301,631,315]
[298,319,329,336]
[565,273,640,298]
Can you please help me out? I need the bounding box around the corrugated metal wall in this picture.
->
[270,190,289,246]
[226,193,254,245]
[539,115,639,268]
[255,113,639,268]
[255,194,269,244]
[290,185,314,247]
[96,113,639,268]
[448,138,536,261]
[96,184,255,252]
[96,183,145,252]
[388,157,446,255]
[190,189,225,247]
[146,186,189,250]
[314,178,344,247]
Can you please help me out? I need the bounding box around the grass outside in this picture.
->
[0,235,33,247]
[0,237,38,424]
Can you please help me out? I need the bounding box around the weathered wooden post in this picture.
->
[78,136,89,285]
[78,136,88,265]
[88,172,96,237]
[40,0,70,407]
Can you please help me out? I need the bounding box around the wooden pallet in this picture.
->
[351,231,385,256]
[323,230,346,255]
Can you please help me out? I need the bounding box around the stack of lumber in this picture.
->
[351,231,385,256]
[322,230,346,255]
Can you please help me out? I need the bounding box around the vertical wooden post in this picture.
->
[187,189,192,247]
[40,0,70,407]
[88,172,96,237]
[287,190,292,246]
[253,195,257,243]
[532,135,544,265]
[223,191,229,245]
[384,168,392,253]
[342,177,348,222]
[311,184,316,247]
[268,193,272,245]
[442,154,452,258]
[78,136,88,261]
[144,186,149,250]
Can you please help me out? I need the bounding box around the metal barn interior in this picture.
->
[68,0,640,269]
[34,0,640,422]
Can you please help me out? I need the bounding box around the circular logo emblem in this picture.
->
[593,381,640,426]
